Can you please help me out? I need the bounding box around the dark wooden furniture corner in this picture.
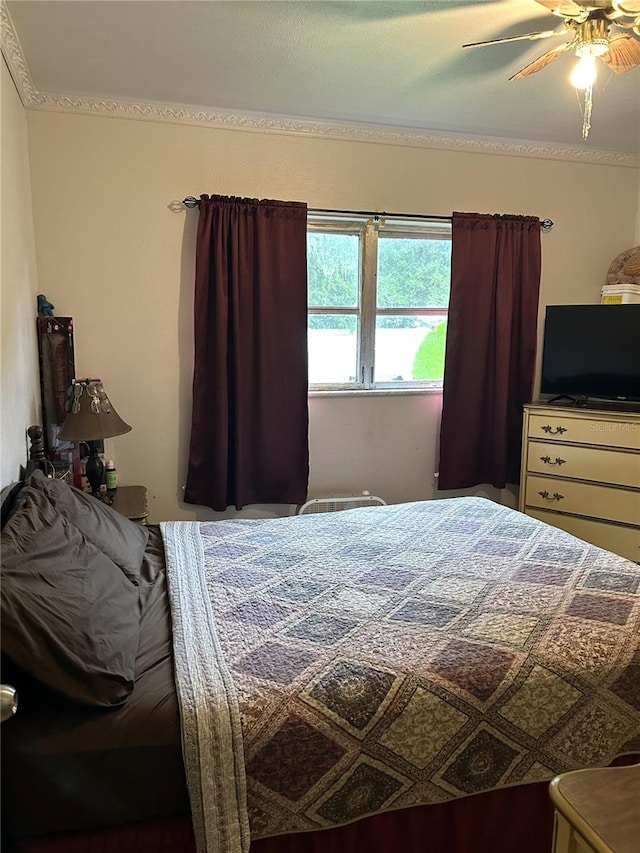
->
[108,485,148,525]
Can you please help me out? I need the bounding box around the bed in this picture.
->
[1,469,639,853]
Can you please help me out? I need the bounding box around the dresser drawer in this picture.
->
[526,509,639,562]
[525,475,640,527]
[527,413,640,451]
[527,443,640,489]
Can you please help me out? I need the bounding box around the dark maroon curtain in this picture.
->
[184,195,309,511]
[438,212,542,491]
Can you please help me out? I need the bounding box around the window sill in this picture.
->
[309,388,443,398]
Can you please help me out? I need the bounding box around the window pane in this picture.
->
[377,237,451,309]
[307,232,359,307]
[374,316,447,383]
[309,315,358,384]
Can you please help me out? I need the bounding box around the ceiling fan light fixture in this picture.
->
[575,40,609,55]
[570,53,598,87]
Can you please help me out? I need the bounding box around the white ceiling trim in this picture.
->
[1,1,36,102]
[2,4,638,169]
[18,93,640,167]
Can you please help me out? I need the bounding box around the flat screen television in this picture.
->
[540,304,640,404]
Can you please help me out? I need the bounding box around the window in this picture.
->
[307,214,451,390]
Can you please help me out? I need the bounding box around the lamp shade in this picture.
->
[58,379,131,441]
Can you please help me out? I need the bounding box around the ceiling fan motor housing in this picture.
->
[575,18,610,55]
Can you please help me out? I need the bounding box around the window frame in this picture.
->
[307,214,451,392]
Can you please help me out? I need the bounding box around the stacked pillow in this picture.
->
[1,471,149,707]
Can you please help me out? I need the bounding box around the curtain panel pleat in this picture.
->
[438,212,542,491]
[185,195,309,511]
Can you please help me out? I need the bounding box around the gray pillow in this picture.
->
[1,484,140,707]
[28,470,148,586]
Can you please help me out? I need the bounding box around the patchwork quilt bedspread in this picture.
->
[161,497,640,853]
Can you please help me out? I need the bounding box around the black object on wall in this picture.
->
[36,316,81,485]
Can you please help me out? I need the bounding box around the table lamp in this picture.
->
[58,379,131,498]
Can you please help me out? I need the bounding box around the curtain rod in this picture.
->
[181,197,554,231]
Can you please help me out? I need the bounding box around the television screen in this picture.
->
[540,304,640,403]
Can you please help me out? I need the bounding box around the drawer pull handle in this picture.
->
[541,424,567,435]
[538,490,565,502]
[540,455,566,467]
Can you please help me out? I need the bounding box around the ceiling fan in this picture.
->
[462,0,640,139]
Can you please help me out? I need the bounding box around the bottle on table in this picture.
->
[105,460,118,490]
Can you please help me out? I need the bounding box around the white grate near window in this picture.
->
[297,491,386,515]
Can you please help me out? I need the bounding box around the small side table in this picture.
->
[108,485,149,525]
[549,763,640,853]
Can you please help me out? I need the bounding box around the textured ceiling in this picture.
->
[5,0,640,155]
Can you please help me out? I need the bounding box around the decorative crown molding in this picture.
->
[18,91,639,167]
[2,1,638,169]
[1,1,37,103]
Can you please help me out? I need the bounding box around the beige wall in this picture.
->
[23,109,639,521]
[0,61,40,485]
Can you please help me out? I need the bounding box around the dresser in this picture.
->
[549,763,640,853]
[519,403,640,562]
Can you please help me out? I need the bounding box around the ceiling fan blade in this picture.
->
[612,1,640,13]
[533,0,586,18]
[463,29,564,48]
[600,33,640,71]
[610,16,640,26]
[509,41,574,79]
